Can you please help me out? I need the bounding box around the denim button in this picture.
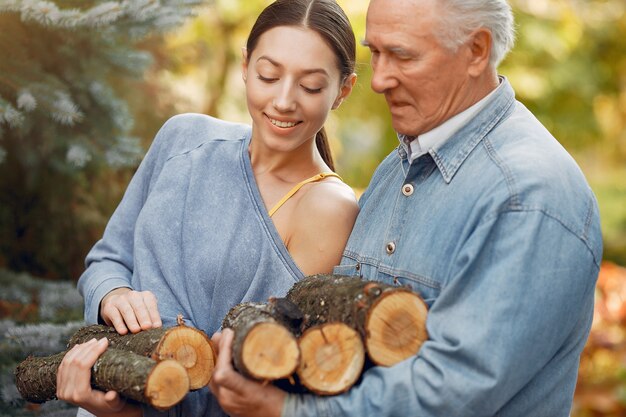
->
[355,263,360,271]
[402,184,414,196]
[386,241,396,254]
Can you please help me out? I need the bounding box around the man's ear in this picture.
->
[332,73,357,110]
[241,47,248,83]
[467,28,492,77]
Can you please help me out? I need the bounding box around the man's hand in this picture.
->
[100,288,162,335]
[56,338,126,414]
[209,329,287,417]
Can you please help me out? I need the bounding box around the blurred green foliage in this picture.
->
[1,3,624,416]
[591,169,626,265]
[0,0,203,279]
[0,0,624,280]
[501,0,626,266]
[156,0,626,267]
[0,269,84,416]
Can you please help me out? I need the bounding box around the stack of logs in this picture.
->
[15,274,428,406]
[14,317,216,410]
[223,274,428,395]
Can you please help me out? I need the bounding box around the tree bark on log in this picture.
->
[14,348,189,410]
[296,322,365,395]
[67,319,215,389]
[222,300,301,381]
[287,274,428,366]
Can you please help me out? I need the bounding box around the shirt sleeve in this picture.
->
[77,118,177,325]
[283,209,600,416]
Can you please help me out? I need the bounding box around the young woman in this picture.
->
[55,1,358,416]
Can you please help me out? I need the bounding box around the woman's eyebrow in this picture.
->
[256,55,281,66]
[256,55,329,76]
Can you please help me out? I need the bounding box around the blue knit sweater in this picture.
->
[78,113,305,416]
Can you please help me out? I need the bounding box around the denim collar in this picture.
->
[396,76,516,184]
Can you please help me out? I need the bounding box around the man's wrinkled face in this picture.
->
[364,0,475,136]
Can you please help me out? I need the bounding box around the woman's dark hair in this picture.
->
[246,0,356,171]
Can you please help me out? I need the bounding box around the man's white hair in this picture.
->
[433,0,516,68]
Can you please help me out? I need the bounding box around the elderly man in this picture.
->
[210,0,603,416]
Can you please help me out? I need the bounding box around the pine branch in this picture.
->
[16,90,37,112]
[0,0,207,169]
[2,321,85,357]
[0,100,24,128]
[7,1,205,31]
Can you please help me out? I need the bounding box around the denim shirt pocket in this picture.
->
[333,258,362,277]
[376,266,441,309]
[337,253,441,309]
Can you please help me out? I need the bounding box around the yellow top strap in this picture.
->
[268,172,342,217]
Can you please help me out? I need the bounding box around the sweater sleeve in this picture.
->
[77,116,181,324]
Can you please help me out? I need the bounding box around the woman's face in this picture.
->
[243,26,353,155]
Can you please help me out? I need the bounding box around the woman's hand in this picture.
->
[56,338,126,415]
[100,288,162,334]
[209,329,286,417]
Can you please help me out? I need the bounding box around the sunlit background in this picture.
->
[1,0,625,415]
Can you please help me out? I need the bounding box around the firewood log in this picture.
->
[287,274,428,366]
[14,348,189,410]
[67,317,215,389]
[296,322,365,395]
[222,300,301,381]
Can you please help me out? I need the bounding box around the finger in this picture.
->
[118,301,142,334]
[208,331,225,394]
[103,305,129,335]
[56,340,126,413]
[57,339,105,402]
[103,390,126,411]
[211,331,223,355]
[127,291,154,331]
[101,288,133,334]
[103,390,119,403]
[57,339,97,391]
[211,329,245,394]
[75,338,109,370]
[209,330,232,394]
[142,291,162,328]
[217,328,234,368]
[94,337,109,354]
[65,339,101,370]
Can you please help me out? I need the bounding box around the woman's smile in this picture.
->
[265,114,302,129]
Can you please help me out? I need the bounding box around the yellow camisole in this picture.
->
[268,172,342,217]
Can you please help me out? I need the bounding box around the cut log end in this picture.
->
[297,323,365,395]
[145,359,189,410]
[366,291,428,366]
[155,326,215,390]
[241,322,300,380]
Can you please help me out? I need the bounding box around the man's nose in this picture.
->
[370,56,398,94]
[272,83,297,112]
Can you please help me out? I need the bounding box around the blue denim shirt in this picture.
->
[283,78,602,417]
[77,114,305,417]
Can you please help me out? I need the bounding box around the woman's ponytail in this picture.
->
[315,127,335,172]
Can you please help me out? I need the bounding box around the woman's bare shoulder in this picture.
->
[298,178,359,220]
[286,178,359,275]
